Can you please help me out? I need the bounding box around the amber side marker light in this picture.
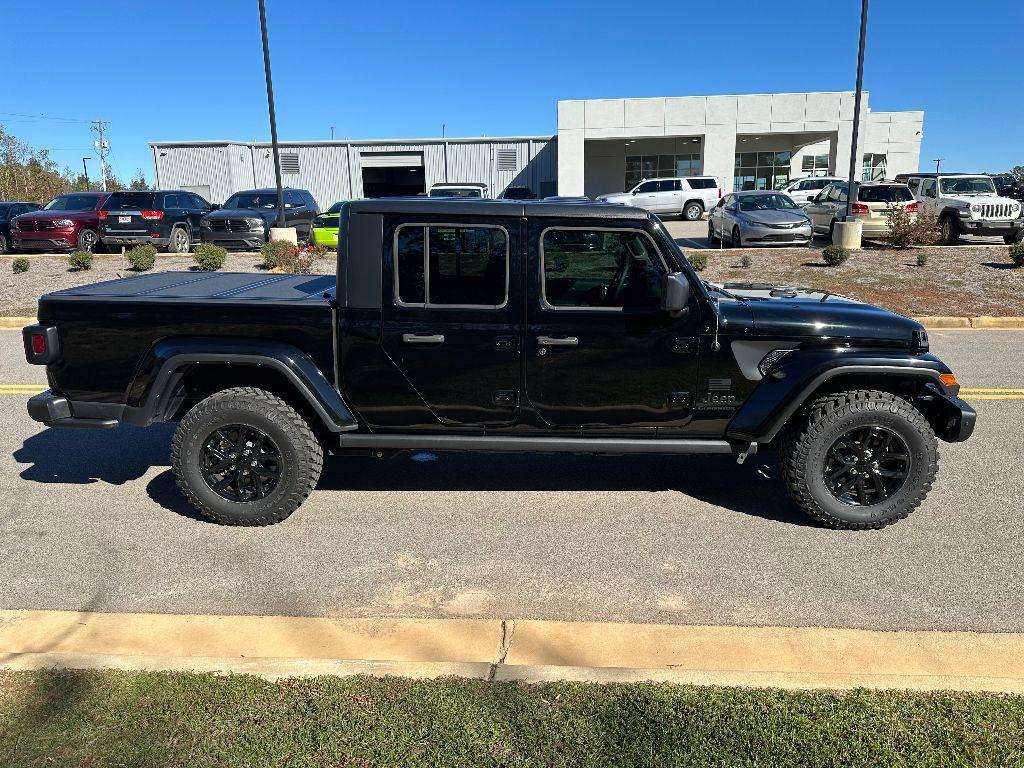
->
[939,373,958,389]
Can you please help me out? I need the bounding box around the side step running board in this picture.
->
[335,433,743,456]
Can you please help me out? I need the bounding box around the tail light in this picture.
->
[906,202,919,213]
[97,210,108,220]
[851,203,869,215]
[23,324,60,365]
[718,188,723,199]
[140,210,164,220]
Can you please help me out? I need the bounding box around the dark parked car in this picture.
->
[0,201,42,252]
[201,188,319,249]
[11,192,108,253]
[500,185,537,200]
[23,199,974,530]
[989,174,1024,203]
[99,190,213,253]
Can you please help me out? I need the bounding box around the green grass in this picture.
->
[2,670,1023,767]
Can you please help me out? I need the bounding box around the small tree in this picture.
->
[12,256,29,273]
[126,244,157,271]
[883,203,915,249]
[128,169,148,190]
[910,208,941,245]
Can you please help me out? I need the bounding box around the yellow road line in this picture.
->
[1,609,1023,693]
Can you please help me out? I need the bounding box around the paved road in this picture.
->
[1,329,1021,632]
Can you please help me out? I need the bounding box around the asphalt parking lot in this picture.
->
[1,329,1022,633]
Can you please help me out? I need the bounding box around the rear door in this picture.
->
[380,215,522,426]
[524,220,700,431]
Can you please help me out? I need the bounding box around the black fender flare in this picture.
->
[726,349,954,443]
[122,336,358,432]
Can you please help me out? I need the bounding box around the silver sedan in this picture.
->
[708,191,813,247]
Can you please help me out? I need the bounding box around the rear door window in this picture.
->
[395,224,508,308]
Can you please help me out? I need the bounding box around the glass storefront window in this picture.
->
[734,151,791,192]
[801,154,830,177]
[862,153,887,182]
[624,153,702,191]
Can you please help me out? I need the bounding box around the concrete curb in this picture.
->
[0,317,34,329]
[2,609,1024,693]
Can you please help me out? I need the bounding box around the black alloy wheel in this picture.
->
[78,228,98,252]
[200,424,282,502]
[823,425,910,506]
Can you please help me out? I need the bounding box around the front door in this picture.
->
[381,217,522,426]
[525,221,700,431]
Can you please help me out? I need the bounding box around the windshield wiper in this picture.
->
[702,280,747,302]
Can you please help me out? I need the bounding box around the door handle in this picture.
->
[537,336,578,347]
[402,333,445,344]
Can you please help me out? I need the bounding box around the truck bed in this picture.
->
[48,271,336,304]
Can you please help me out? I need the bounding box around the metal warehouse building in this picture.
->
[150,136,557,209]
[150,90,922,208]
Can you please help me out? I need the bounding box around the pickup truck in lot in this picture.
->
[23,199,975,530]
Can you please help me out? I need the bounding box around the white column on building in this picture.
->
[703,124,737,193]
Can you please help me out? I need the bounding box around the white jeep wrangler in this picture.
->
[903,173,1023,244]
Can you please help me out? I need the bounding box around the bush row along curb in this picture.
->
[4,316,1024,330]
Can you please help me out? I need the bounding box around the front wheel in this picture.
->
[781,389,938,530]
[172,387,324,525]
[77,228,99,252]
[1004,232,1023,245]
[707,220,718,244]
[0,233,10,254]
[730,226,742,248]
[940,215,960,245]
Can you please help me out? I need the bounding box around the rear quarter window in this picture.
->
[686,179,718,190]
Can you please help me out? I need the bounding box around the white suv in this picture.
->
[598,177,722,220]
[777,176,845,206]
[902,173,1023,244]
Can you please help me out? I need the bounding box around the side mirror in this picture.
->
[632,189,639,195]
[662,272,691,313]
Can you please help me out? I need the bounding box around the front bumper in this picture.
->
[742,222,813,245]
[12,235,75,251]
[958,217,1023,237]
[27,390,117,429]
[312,227,338,248]
[201,229,267,250]
[928,390,976,442]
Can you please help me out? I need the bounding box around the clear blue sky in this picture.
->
[2,0,1020,183]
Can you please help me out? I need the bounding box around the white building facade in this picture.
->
[556,91,923,197]
[150,91,922,207]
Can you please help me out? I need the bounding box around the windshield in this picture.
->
[859,186,913,203]
[45,194,101,211]
[940,177,996,195]
[738,193,798,211]
[225,192,279,210]
[429,187,483,198]
[324,202,344,215]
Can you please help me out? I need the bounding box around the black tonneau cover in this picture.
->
[47,271,334,303]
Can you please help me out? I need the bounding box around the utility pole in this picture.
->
[258,0,286,229]
[933,158,944,174]
[330,126,335,140]
[91,120,109,192]
[845,0,869,220]
[81,157,90,189]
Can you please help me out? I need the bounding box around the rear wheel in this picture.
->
[781,389,938,529]
[172,387,324,525]
[940,215,961,245]
[76,228,98,252]
[683,201,704,221]
[168,225,191,254]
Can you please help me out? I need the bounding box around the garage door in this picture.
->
[360,152,424,168]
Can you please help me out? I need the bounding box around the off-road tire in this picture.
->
[172,387,323,525]
[168,225,191,254]
[781,389,938,530]
[940,215,960,245]
[683,201,704,221]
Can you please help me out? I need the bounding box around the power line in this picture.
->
[0,111,92,124]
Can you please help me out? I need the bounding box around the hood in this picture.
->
[598,192,633,204]
[737,208,809,226]
[716,283,924,346]
[205,208,276,223]
[16,209,97,221]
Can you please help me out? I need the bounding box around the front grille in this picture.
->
[980,203,1016,219]
[208,219,257,232]
[17,220,57,231]
[763,221,801,229]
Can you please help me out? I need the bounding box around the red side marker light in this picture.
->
[31,334,46,355]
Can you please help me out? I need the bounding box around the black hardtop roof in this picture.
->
[346,197,653,220]
[230,187,310,195]
[893,172,979,179]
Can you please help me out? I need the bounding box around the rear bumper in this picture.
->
[27,390,117,429]
[102,234,169,247]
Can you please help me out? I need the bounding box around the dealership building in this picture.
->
[151,90,922,208]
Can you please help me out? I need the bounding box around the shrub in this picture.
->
[916,251,929,267]
[126,244,157,271]
[275,244,321,274]
[884,204,915,249]
[11,256,29,274]
[740,253,752,269]
[910,209,941,245]
[68,250,93,271]
[1010,242,1024,268]
[193,243,227,271]
[822,245,850,267]
[260,239,293,270]
[689,252,708,272]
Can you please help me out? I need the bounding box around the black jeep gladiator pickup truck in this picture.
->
[23,199,975,529]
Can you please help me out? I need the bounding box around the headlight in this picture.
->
[971,204,981,213]
[55,219,74,227]
[248,218,264,228]
[200,219,211,228]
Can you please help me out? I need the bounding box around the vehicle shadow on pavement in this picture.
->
[146,451,811,527]
[13,424,174,485]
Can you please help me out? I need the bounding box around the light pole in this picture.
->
[845,0,869,221]
[81,157,90,189]
[258,0,286,231]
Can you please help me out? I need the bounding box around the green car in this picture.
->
[312,202,344,248]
